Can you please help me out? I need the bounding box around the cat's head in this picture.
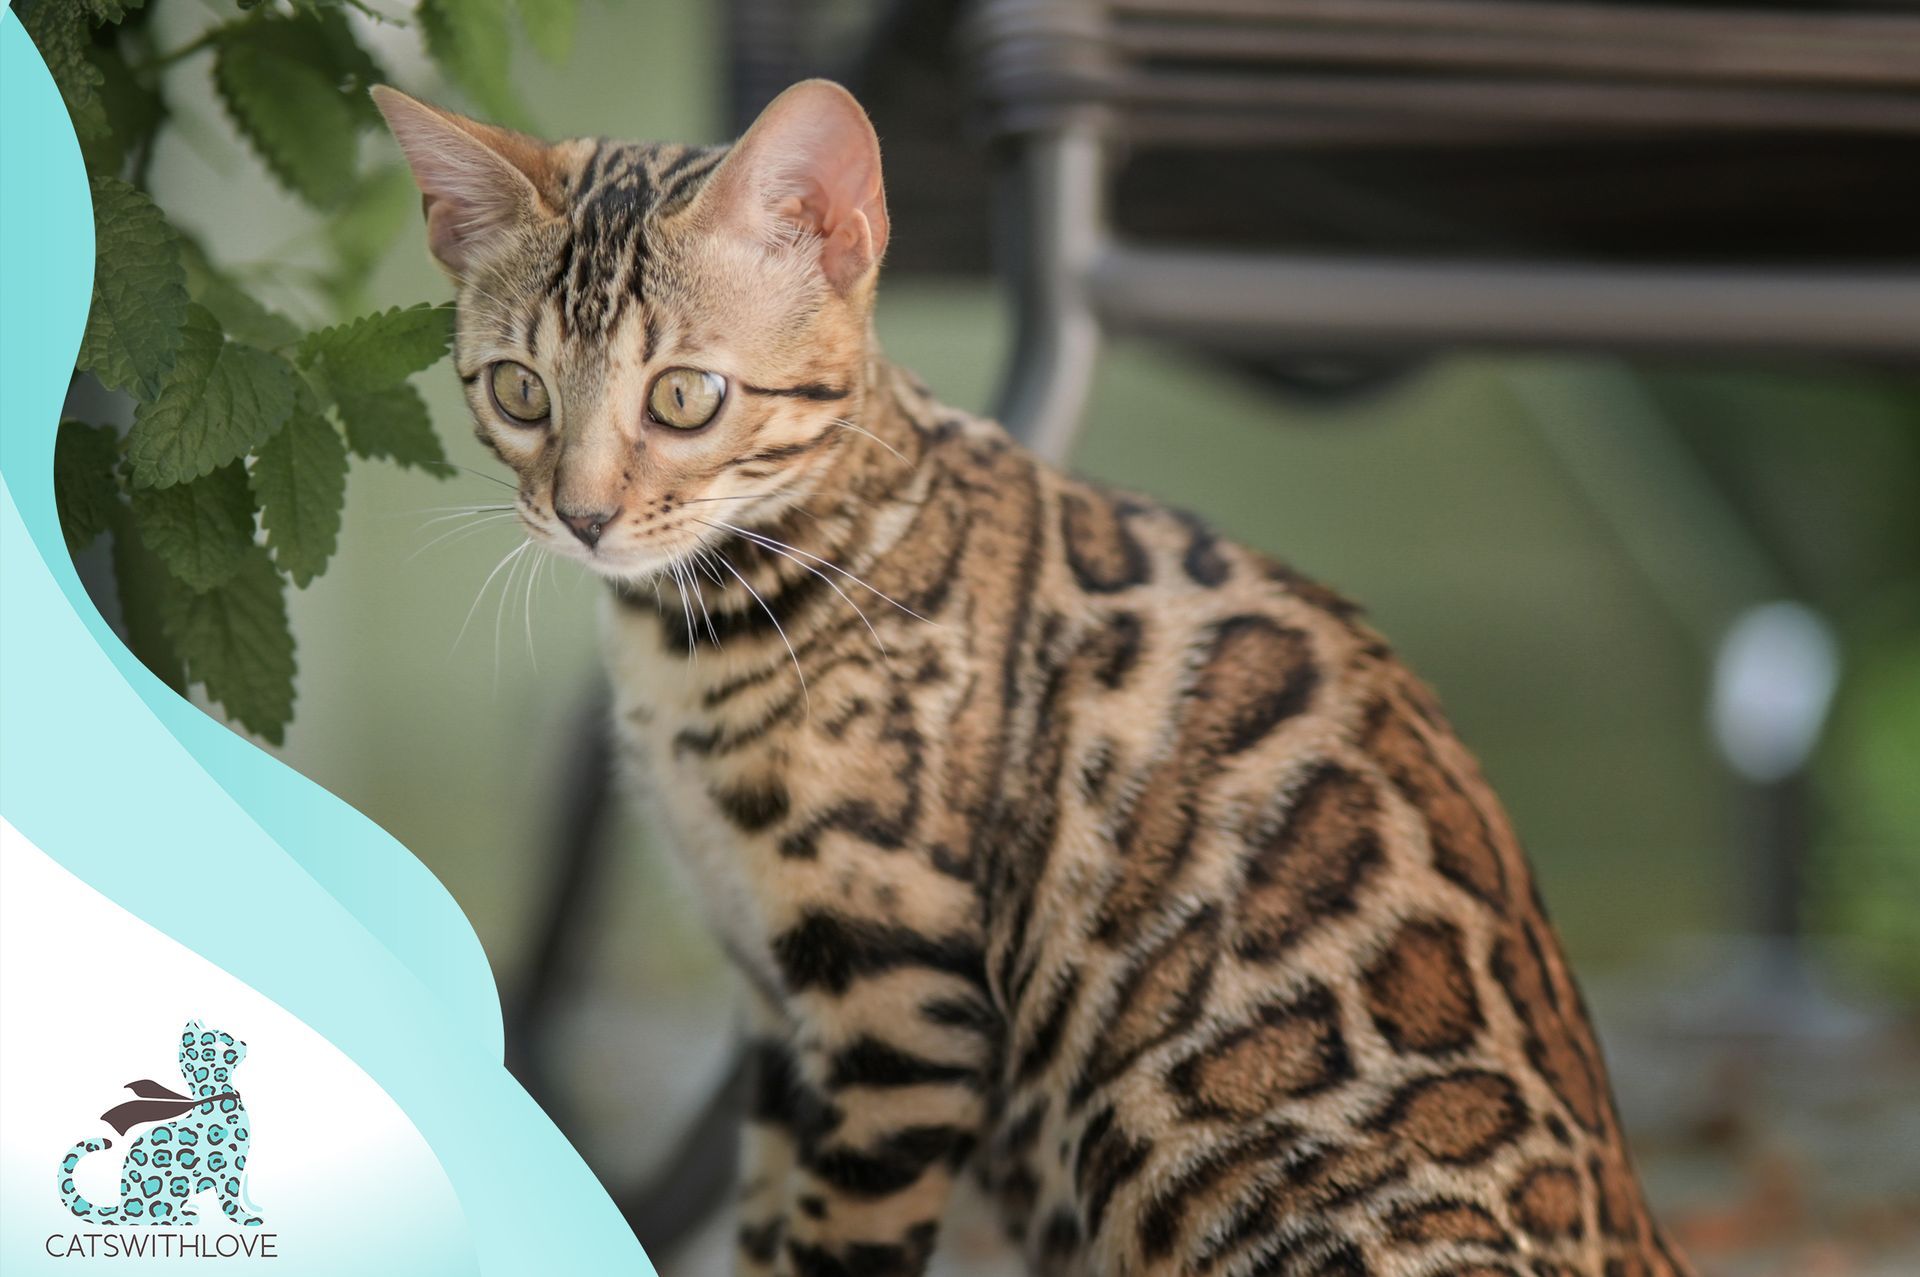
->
[373,81,890,581]
[179,1020,248,1093]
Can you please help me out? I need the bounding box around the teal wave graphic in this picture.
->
[0,11,653,1274]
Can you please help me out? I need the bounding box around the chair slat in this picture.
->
[1106,0,1920,48]
[1110,21,1920,89]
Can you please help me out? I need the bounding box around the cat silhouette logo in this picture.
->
[55,1020,266,1226]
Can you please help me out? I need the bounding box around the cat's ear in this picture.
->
[703,80,889,293]
[371,86,559,276]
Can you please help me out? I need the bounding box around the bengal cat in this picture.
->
[375,80,1690,1277]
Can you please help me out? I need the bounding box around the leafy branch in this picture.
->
[24,0,577,744]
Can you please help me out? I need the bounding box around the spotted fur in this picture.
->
[378,79,1690,1277]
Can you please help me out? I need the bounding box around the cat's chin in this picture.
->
[545,538,690,586]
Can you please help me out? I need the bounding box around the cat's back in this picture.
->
[903,415,1683,1276]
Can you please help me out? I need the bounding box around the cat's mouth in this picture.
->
[521,506,713,585]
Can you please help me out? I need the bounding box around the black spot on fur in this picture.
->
[772,912,985,996]
[738,1218,784,1265]
[1014,968,1081,1083]
[807,1125,969,1198]
[1176,511,1232,586]
[827,1037,980,1091]
[710,777,790,831]
[747,1037,803,1126]
[1073,1106,1153,1240]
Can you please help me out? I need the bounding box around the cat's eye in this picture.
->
[489,361,551,424]
[648,368,726,430]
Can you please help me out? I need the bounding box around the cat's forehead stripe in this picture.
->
[542,140,728,344]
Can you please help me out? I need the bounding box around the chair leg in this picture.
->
[504,681,617,1117]
[991,123,1107,463]
[620,1045,751,1258]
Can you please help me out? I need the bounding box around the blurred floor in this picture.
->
[551,953,1920,1277]
[1595,958,1920,1277]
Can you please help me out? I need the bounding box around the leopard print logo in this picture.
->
[55,1020,265,1227]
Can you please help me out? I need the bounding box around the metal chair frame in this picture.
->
[979,0,1920,459]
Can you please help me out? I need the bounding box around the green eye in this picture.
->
[649,367,726,430]
[489,361,551,424]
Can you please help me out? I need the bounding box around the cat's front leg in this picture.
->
[776,972,992,1277]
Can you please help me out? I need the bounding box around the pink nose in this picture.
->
[557,506,617,548]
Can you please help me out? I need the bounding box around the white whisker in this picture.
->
[389,502,516,522]
[407,511,521,561]
[456,538,532,654]
[705,516,941,628]
[424,460,517,491]
[830,416,908,465]
[698,519,891,668]
[493,540,530,692]
[522,544,542,673]
[712,550,809,714]
[415,505,516,527]
[670,560,698,666]
[689,557,720,651]
[692,547,728,590]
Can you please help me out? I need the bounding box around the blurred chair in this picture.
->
[970,0,1920,456]
[511,0,1920,1259]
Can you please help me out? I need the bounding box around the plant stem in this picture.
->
[344,0,410,26]
[132,28,221,74]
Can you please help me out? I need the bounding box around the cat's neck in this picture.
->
[819,347,928,498]
[736,348,932,560]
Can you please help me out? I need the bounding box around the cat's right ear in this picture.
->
[699,80,889,295]
[371,87,559,277]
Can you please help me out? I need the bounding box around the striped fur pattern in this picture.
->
[379,81,1690,1277]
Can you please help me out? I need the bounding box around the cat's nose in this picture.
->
[557,505,619,548]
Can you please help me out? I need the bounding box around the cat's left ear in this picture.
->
[703,80,889,294]
[371,86,560,277]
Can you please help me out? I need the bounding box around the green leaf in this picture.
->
[214,33,361,208]
[517,0,577,65]
[335,382,447,470]
[196,274,303,354]
[130,463,256,592]
[235,10,388,127]
[418,0,525,125]
[80,177,190,401]
[300,304,455,394]
[128,305,298,489]
[179,237,302,351]
[22,0,109,144]
[312,9,389,127]
[162,545,297,744]
[82,41,163,175]
[85,0,148,22]
[251,411,348,587]
[109,503,186,693]
[53,421,124,555]
[323,167,416,306]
